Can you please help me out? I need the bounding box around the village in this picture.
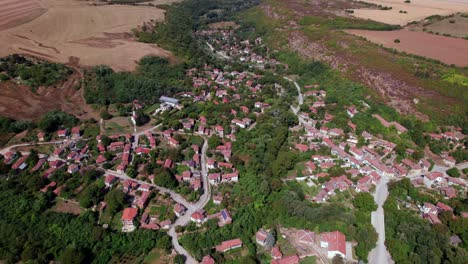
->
[0,22,467,264]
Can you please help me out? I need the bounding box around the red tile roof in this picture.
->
[121,208,138,221]
[320,231,346,256]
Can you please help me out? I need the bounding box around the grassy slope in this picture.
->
[239,0,467,125]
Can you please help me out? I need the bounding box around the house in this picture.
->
[271,246,283,260]
[219,209,232,226]
[319,231,347,259]
[256,229,275,248]
[271,254,300,264]
[424,172,443,187]
[49,160,63,168]
[168,137,180,147]
[160,219,172,229]
[57,129,68,138]
[12,155,28,170]
[160,96,179,106]
[440,187,457,199]
[443,156,456,167]
[421,203,438,215]
[30,158,46,173]
[222,172,239,183]
[295,144,309,152]
[437,202,453,212]
[191,210,206,224]
[215,238,242,253]
[201,255,215,264]
[37,132,45,142]
[209,173,221,185]
[71,126,81,138]
[67,164,79,174]
[104,175,117,187]
[174,203,187,217]
[121,208,138,232]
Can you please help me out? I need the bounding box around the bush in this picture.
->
[446,167,460,178]
[394,39,401,43]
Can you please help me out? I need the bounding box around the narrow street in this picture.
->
[368,177,394,264]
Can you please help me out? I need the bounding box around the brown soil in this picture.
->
[0,0,174,71]
[0,0,47,31]
[0,64,99,121]
[346,29,468,67]
[51,199,83,215]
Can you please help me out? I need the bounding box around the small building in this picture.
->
[121,208,138,232]
[319,231,347,259]
[160,96,179,106]
[256,229,275,248]
[215,238,242,253]
[174,203,187,217]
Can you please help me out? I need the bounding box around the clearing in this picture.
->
[350,0,468,26]
[51,199,83,215]
[346,29,468,67]
[0,0,174,71]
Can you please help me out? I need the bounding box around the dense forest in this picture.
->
[0,54,71,90]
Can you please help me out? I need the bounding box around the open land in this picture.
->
[0,0,174,71]
[408,13,468,38]
[346,29,468,67]
[0,69,99,121]
[350,0,468,25]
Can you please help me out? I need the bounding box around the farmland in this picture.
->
[346,29,468,67]
[0,0,174,71]
[350,0,468,26]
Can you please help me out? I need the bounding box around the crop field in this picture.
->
[350,0,468,25]
[346,29,468,67]
[0,0,174,71]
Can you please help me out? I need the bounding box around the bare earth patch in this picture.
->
[346,29,468,67]
[0,0,174,71]
[0,69,99,121]
[51,199,83,215]
[350,0,468,25]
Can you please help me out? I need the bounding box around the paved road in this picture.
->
[368,177,394,264]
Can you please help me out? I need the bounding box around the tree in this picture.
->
[61,247,87,264]
[208,135,221,149]
[153,168,177,189]
[174,255,186,264]
[353,192,377,212]
[447,167,460,178]
[79,184,102,208]
[104,189,125,215]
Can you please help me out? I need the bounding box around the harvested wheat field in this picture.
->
[0,0,46,31]
[351,0,468,25]
[346,29,468,66]
[0,0,174,71]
